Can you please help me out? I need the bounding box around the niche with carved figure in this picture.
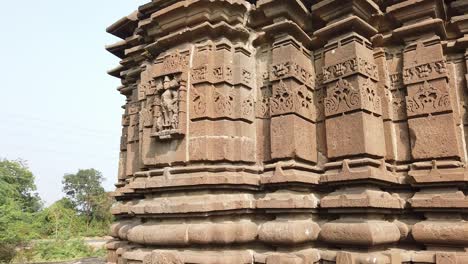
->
[149,73,186,140]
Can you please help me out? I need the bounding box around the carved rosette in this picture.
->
[241,69,253,87]
[295,85,314,119]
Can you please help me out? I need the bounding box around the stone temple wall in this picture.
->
[105,0,468,263]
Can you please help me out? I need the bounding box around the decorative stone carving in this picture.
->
[151,75,184,139]
[270,62,314,88]
[270,80,314,120]
[322,57,379,84]
[214,90,235,116]
[389,73,403,89]
[296,85,314,113]
[360,78,382,115]
[256,86,272,118]
[406,81,451,116]
[315,73,324,87]
[324,78,381,116]
[390,89,407,120]
[162,50,189,75]
[324,79,359,116]
[191,88,206,116]
[270,80,294,113]
[241,95,254,118]
[403,60,448,84]
[242,69,252,85]
[315,87,325,121]
[191,66,207,83]
[212,66,232,83]
[190,86,254,122]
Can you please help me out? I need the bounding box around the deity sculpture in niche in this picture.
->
[151,74,183,139]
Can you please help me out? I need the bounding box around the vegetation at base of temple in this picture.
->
[14,239,106,263]
[0,159,112,263]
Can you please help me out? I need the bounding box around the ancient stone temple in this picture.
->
[106,0,468,263]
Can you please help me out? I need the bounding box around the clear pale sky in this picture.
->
[0,1,148,205]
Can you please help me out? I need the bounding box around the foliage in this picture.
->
[0,162,112,263]
[37,197,112,239]
[0,199,30,263]
[0,159,42,263]
[0,159,41,213]
[62,169,107,227]
[28,239,104,262]
[37,198,81,239]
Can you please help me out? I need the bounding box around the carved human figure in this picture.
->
[158,75,179,131]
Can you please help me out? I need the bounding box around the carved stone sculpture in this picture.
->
[106,0,468,263]
[153,75,180,136]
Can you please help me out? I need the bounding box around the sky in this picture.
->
[0,1,148,205]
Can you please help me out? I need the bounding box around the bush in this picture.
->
[0,244,16,264]
[0,159,42,263]
[0,199,40,263]
[28,239,102,262]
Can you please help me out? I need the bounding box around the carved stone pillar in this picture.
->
[312,0,405,252]
[250,1,322,261]
[388,0,468,250]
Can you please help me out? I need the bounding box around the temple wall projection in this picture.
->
[106,0,468,263]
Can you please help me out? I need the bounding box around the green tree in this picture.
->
[62,169,106,229]
[38,198,80,239]
[0,159,42,263]
[0,199,30,263]
[0,159,41,212]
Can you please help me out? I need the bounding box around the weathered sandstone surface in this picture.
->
[106,0,468,263]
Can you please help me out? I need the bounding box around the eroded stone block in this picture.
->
[326,112,385,159]
[271,114,317,162]
[407,114,462,160]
